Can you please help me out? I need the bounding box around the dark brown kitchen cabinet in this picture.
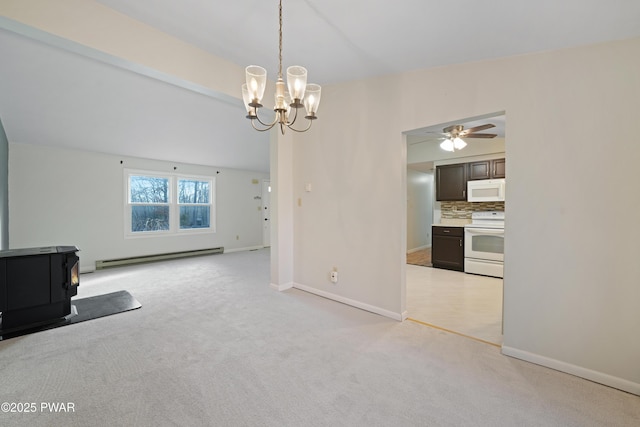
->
[431,226,464,272]
[468,158,505,180]
[436,163,467,201]
[492,158,506,178]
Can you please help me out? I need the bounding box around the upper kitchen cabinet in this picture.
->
[468,158,505,180]
[492,158,506,178]
[436,163,467,201]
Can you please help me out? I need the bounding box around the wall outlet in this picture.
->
[330,270,338,283]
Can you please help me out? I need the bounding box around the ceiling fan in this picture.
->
[425,123,497,152]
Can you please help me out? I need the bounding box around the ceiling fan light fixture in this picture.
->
[437,123,496,152]
[453,137,467,150]
[440,139,455,152]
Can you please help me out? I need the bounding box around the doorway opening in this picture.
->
[404,111,506,345]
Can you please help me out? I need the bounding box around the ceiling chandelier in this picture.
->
[242,0,321,134]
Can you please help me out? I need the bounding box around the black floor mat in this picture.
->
[0,290,142,340]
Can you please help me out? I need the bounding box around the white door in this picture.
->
[262,180,271,247]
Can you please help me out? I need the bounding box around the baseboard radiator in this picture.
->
[95,247,224,269]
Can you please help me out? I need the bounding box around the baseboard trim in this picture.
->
[292,283,403,321]
[401,310,409,321]
[407,245,431,254]
[80,264,96,274]
[224,245,264,253]
[502,346,640,396]
[270,282,293,291]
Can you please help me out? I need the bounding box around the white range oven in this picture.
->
[464,211,505,278]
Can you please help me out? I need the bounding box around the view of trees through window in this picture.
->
[178,179,210,229]
[127,173,213,234]
[130,176,170,232]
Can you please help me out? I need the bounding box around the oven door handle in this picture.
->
[466,229,504,236]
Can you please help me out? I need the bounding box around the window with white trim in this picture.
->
[177,178,211,230]
[126,170,215,236]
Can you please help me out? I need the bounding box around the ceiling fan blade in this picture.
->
[464,133,497,138]
[464,123,495,134]
[459,124,496,137]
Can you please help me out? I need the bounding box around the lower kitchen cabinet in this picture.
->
[432,226,465,272]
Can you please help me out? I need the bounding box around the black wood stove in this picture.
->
[0,246,79,332]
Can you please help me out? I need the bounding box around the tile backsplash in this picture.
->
[441,201,505,219]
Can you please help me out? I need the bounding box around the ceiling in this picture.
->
[94,0,640,86]
[1,1,640,172]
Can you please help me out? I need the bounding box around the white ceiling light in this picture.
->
[439,138,454,152]
[242,0,321,135]
[453,137,467,150]
[439,136,467,152]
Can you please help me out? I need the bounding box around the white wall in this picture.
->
[289,37,640,394]
[406,169,432,251]
[8,143,268,272]
[290,80,407,319]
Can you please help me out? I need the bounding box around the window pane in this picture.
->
[178,179,210,204]
[130,176,169,203]
[131,206,170,232]
[179,206,210,229]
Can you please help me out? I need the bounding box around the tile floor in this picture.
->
[406,264,503,345]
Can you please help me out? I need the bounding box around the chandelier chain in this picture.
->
[278,0,283,79]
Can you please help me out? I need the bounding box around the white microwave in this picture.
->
[467,179,505,202]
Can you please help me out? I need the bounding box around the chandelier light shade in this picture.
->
[286,66,307,105]
[245,66,267,107]
[242,0,321,134]
[303,84,321,118]
[241,83,255,117]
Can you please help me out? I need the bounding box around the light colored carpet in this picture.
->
[0,249,638,426]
